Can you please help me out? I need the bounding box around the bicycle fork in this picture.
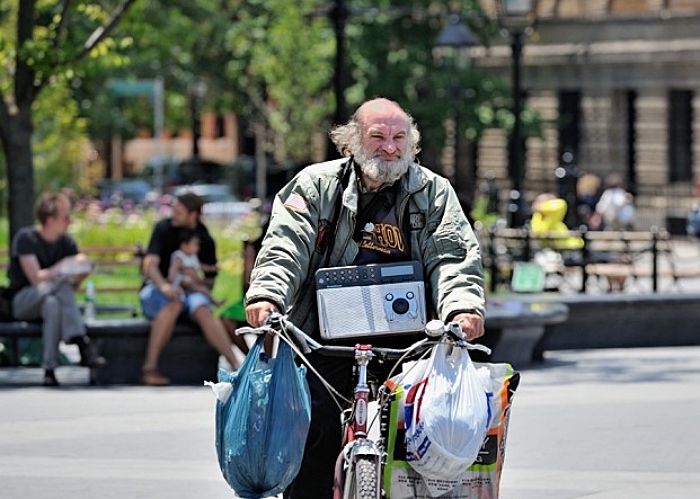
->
[342,345,382,499]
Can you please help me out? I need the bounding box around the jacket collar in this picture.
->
[342,159,429,213]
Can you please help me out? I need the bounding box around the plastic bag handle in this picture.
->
[257,313,314,355]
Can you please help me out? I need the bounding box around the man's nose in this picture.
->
[381,141,397,153]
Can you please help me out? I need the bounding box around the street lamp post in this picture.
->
[434,14,478,208]
[331,0,348,127]
[497,0,535,227]
[190,80,207,161]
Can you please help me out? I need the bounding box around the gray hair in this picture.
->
[329,107,422,158]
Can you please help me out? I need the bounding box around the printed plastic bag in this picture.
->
[383,362,520,498]
[404,342,493,482]
[209,336,311,498]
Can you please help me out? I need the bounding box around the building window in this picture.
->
[558,90,581,164]
[626,90,638,194]
[668,90,693,183]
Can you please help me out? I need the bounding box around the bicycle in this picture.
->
[236,313,491,499]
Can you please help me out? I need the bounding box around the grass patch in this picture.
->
[1,208,262,316]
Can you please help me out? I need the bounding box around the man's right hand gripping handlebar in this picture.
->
[246,300,280,327]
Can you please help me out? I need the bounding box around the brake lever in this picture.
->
[447,321,492,354]
[234,325,273,336]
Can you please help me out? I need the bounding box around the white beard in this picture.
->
[354,148,412,185]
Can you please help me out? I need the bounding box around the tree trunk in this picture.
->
[2,103,36,242]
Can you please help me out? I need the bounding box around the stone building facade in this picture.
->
[475,0,700,229]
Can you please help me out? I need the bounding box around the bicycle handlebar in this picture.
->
[235,314,490,359]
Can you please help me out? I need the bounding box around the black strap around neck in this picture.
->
[323,159,353,267]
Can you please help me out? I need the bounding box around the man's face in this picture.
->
[354,103,413,187]
[360,107,409,161]
[171,201,197,228]
[49,198,71,235]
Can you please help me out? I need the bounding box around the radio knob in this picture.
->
[385,294,394,301]
[406,292,414,299]
[392,298,410,315]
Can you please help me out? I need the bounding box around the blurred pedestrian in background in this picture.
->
[7,192,104,386]
[139,191,243,386]
[595,173,636,230]
[576,173,602,230]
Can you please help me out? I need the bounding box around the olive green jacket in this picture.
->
[245,158,485,338]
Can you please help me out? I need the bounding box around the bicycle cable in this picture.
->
[276,320,353,410]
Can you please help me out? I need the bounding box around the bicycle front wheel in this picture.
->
[352,455,380,499]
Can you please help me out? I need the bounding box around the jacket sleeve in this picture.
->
[245,171,321,312]
[421,177,485,321]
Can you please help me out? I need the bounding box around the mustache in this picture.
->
[351,143,414,184]
[357,156,411,184]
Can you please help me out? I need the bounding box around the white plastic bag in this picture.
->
[404,342,492,481]
[384,362,519,499]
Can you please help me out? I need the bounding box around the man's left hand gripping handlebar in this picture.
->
[245,301,279,327]
[451,312,485,341]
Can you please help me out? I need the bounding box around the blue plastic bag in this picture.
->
[214,336,311,498]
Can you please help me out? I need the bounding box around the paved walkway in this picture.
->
[501,346,700,499]
[2,345,700,498]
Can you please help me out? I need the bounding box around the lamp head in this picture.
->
[497,0,536,31]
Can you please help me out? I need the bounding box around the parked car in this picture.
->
[140,157,229,192]
[99,179,154,209]
[172,184,252,220]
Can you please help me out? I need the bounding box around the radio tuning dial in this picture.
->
[392,298,410,315]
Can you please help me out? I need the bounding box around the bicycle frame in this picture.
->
[340,344,383,499]
[235,315,490,499]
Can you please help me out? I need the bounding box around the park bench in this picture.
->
[479,226,700,294]
[0,243,146,300]
[0,317,216,385]
[0,242,570,375]
[0,299,567,382]
[0,243,225,385]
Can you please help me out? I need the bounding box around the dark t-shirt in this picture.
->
[352,188,409,265]
[145,218,217,280]
[8,227,79,293]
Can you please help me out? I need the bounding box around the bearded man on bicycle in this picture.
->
[245,97,486,499]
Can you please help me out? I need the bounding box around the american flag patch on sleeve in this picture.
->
[283,193,308,213]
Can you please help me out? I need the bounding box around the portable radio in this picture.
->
[315,261,427,340]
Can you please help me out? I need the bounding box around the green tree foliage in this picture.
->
[343,0,517,163]
[223,0,335,163]
[80,0,335,166]
[74,0,215,140]
[33,82,90,192]
[0,0,137,239]
[0,0,541,236]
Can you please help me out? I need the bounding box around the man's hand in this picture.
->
[451,312,484,341]
[159,282,183,300]
[69,253,93,286]
[246,301,279,327]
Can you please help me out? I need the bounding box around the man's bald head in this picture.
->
[330,97,421,158]
[328,97,422,190]
[354,98,409,129]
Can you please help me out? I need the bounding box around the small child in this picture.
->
[168,229,222,306]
